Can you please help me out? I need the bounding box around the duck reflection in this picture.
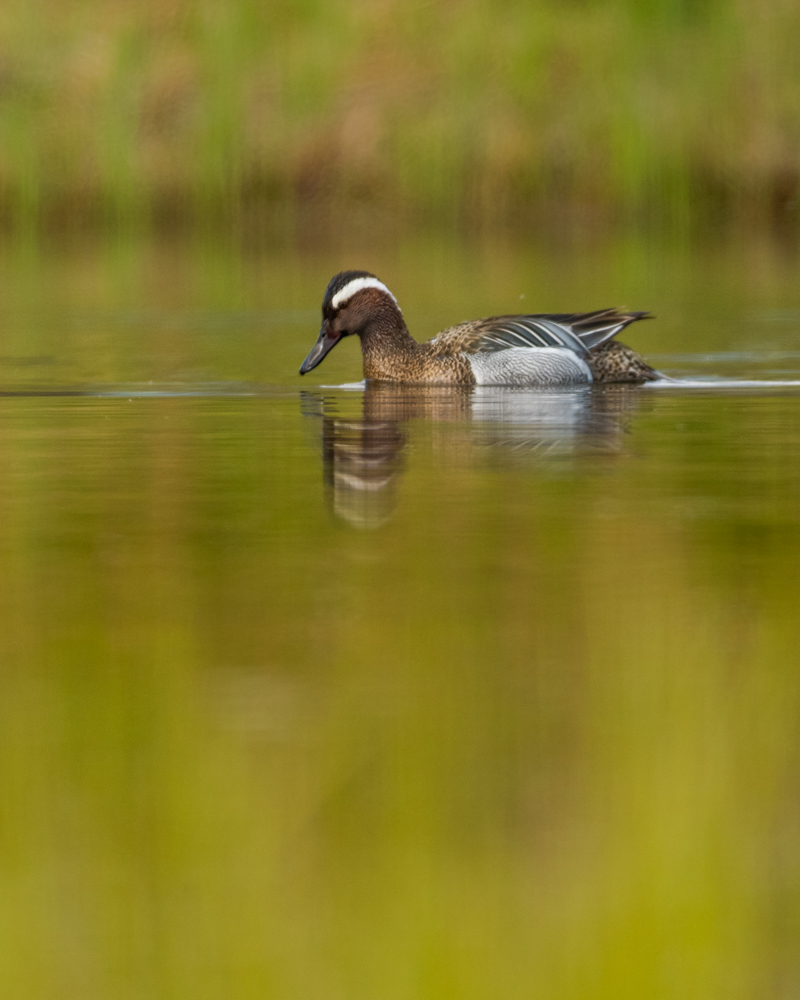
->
[303,382,648,528]
[322,415,406,528]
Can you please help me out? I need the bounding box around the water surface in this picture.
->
[1,232,799,999]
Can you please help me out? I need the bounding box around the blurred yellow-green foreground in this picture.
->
[0,0,799,227]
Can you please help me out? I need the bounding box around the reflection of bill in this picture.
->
[306,383,648,528]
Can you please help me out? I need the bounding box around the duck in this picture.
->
[299,271,657,385]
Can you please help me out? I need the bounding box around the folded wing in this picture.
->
[430,309,652,357]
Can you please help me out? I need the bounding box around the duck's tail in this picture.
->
[588,339,659,383]
[544,308,655,382]
[563,308,653,351]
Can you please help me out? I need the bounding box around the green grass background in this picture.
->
[0,0,799,228]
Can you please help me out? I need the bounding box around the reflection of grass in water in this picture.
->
[0,0,798,227]
[0,392,797,996]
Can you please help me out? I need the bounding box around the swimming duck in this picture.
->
[299,271,656,385]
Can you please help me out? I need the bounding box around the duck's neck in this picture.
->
[360,313,420,381]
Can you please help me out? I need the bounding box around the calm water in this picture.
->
[1,231,800,998]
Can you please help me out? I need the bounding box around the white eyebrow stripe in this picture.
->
[331,277,398,309]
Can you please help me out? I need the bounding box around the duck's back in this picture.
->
[426,310,655,385]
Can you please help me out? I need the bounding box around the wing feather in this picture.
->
[429,309,651,357]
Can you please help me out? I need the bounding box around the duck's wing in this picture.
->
[429,316,588,357]
[429,310,651,357]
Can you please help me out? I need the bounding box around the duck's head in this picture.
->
[299,271,400,375]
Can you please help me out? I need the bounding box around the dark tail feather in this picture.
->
[568,309,653,351]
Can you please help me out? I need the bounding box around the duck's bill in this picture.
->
[299,323,341,375]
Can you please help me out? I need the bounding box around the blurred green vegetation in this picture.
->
[0,0,798,229]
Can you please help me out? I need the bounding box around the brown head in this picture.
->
[299,271,407,375]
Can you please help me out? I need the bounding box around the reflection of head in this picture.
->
[323,416,405,529]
